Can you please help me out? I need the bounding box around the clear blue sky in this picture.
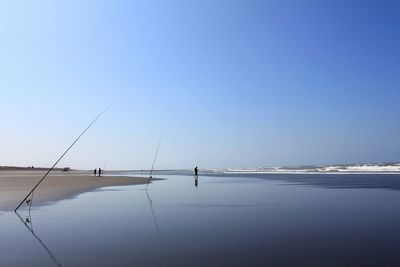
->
[1,0,399,169]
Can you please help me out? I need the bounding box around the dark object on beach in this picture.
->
[94,168,97,176]
[62,167,70,172]
[194,166,198,177]
[98,168,102,177]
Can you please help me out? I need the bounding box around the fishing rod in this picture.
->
[146,130,164,190]
[103,156,109,172]
[15,102,115,212]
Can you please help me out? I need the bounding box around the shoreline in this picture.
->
[0,170,160,211]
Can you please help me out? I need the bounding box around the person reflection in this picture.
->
[194,166,199,187]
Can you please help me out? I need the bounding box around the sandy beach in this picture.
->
[0,170,153,211]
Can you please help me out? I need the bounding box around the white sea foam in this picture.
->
[222,163,400,174]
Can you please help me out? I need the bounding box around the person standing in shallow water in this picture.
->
[194,166,198,177]
[94,168,97,176]
[98,168,102,177]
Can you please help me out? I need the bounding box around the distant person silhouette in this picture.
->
[194,166,198,177]
[94,168,97,176]
[98,168,102,177]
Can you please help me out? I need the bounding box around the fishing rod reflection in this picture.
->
[145,188,164,244]
[15,209,63,267]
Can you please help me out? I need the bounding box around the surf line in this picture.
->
[146,130,164,190]
[14,102,115,212]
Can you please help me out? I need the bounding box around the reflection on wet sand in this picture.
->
[205,173,400,191]
[15,211,63,267]
[145,188,164,244]
[4,174,400,267]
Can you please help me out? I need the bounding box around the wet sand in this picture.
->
[0,170,153,211]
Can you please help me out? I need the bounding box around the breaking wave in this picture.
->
[223,163,400,174]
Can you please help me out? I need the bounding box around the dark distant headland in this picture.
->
[0,166,70,171]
